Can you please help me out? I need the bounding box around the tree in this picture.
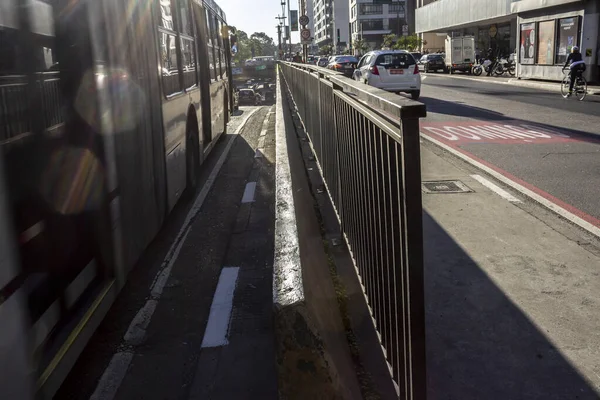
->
[250,32,277,57]
[382,34,398,49]
[319,44,333,55]
[352,38,369,56]
[393,34,422,51]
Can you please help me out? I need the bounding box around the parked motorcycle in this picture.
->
[472,59,493,76]
[492,55,516,76]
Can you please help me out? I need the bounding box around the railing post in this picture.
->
[400,117,426,399]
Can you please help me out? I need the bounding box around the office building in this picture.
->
[313,0,350,52]
[349,0,416,52]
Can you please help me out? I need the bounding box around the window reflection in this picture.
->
[181,38,196,88]
[160,31,181,95]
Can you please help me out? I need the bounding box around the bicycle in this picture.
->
[561,68,587,101]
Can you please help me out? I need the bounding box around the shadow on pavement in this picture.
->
[423,211,599,400]
[420,96,509,120]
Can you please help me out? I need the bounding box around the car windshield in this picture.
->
[375,53,415,67]
[240,89,254,95]
[430,55,444,60]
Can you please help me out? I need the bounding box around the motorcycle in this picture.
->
[492,55,516,76]
[472,59,493,76]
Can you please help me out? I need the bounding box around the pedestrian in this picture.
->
[292,52,302,63]
[486,48,496,76]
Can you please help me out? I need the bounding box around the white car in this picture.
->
[352,50,422,100]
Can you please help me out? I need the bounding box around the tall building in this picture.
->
[349,0,416,52]
[313,0,350,52]
[415,0,600,82]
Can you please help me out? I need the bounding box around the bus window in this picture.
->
[159,31,181,95]
[177,0,193,37]
[158,0,175,30]
[181,37,196,89]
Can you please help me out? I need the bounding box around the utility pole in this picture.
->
[301,0,307,62]
[277,24,283,60]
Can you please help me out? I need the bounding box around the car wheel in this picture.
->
[410,90,420,100]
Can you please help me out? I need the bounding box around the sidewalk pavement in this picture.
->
[420,142,600,399]
[426,71,600,94]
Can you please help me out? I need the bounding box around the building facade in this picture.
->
[348,0,417,53]
[416,0,600,82]
[313,0,350,52]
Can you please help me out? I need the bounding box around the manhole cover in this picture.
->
[422,180,472,194]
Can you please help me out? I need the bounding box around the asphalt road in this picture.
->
[419,73,600,226]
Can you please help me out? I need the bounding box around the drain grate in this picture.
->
[422,180,472,194]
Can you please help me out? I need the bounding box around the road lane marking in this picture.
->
[201,267,240,348]
[258,135,266,149]
[123,299,159,345]
[90,352,134,400]
[241,182,257,203]
[422,134,600,239]
[90,107,261,400]
[471,174,521,203]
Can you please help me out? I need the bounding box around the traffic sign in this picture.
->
[299,15,309,26]
[300,28,311,40]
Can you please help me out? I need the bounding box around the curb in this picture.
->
[273,67,354,400]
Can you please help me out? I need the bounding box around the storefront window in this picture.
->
[556,17,580,65]
[520,23,535,64]
[537,20,555,65]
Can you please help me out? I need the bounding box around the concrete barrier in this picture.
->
[273,67,362,400]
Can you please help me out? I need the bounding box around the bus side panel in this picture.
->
[97,0,168,269]
[210,81,226,141]
[162,96,188,211]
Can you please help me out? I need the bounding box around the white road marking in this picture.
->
[89,352,134,400]
[257,135,266,149]
[241,182,257,203]
[259,110,270,137]
[422,134,600,239]
[150,226,190,298]
[123,299,158,345]
[90,107,261,400]
[421,75,427,81]
[201,267,240,348]
[471,174,521,203]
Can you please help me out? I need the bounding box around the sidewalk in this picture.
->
[421,142,600,399]
[427,71,600,94]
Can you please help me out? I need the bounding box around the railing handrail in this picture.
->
[280,62,426,120]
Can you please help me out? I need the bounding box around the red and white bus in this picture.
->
[0,0,233,397]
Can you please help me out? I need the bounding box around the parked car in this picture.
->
[317,57,329,67]
[352,50,421,100]
[238,88,261,105]
[418,54,446,73]
[327,55,359,77]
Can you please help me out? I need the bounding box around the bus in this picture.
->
[0,0,233,397]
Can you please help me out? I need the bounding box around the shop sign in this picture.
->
[520,23,535,65]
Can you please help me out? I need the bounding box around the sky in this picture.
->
[218,0,301,44]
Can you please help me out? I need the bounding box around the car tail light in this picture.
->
[370,65,379,75]
[413,64,419,74]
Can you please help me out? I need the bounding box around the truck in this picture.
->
[445,35,475,74]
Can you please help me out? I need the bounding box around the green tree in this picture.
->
[250,32,277,57]
[393,34,422,51]
[352,38,369,56]
[319,44,333,55]
[382,34,398,49]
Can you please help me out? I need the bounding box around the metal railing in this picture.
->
[279,62,426,399]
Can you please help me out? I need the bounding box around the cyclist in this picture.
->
[563,46,586,95]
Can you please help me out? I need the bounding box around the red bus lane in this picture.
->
[420,120,600,229]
